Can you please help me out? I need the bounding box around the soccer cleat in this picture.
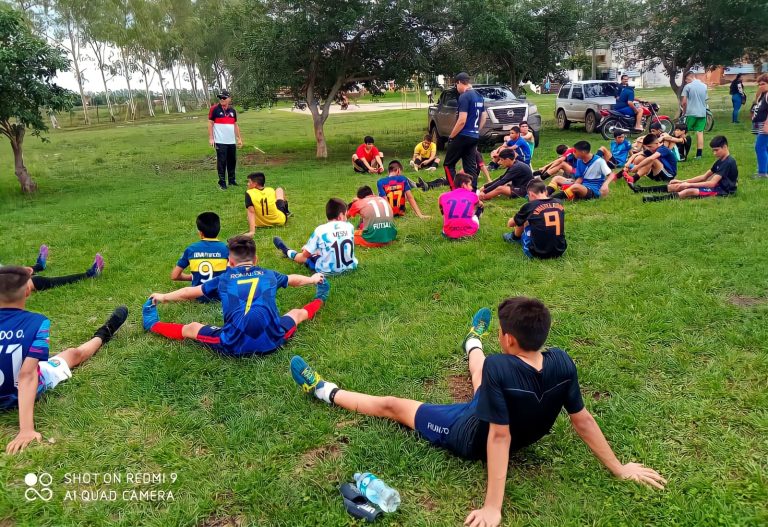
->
[218,183,227,191]
[142,298,159,331]
[502,232,520,244]
[94,305,129,343]
[417,177,427,191]
[427,166,437,172]
[228,181,239,187]
[36,244,49,271]
[625,176,638,193]
[462,307,492,358]
[86,253,104,277]
[315,279,330,302]
[290,355,324,393]
[273,236,290,256]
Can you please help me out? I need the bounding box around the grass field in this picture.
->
[1,86,767,527]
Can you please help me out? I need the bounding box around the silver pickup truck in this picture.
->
[428,85,541,149]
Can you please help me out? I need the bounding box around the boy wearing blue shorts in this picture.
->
[0,266,127,454]
[290,297,665,526]
[548,141,615,200]
[503,180,567,259]
[143,236,328,357]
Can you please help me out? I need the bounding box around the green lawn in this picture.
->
[1,87,767,527]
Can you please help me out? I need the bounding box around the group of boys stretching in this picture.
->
[10,119,745,525]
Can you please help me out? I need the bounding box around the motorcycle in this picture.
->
[598,101,674,140]
[291,99,307,111]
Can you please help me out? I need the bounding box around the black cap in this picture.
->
[454,72,471,83]
[499,149,516,160]
[217,90,232,99]
[613,129,626,138]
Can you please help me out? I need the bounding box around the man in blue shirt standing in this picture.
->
[443,72,486,190]
[615,75,643,132]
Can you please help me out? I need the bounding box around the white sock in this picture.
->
[465,337,483,356]
[287,249,297,259]
[315,381,338,404]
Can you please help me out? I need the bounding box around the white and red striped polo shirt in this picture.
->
[208,104,238,144]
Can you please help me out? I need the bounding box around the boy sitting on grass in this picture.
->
[624,134,678,192]
[171,212,229,292]
[642,136,738,202]
[478,150,534,201]
[347,186,397,248]
[143,236,328,357]
[547,141,615,201]
[244,172,290,234]
[377,161,430,218]
[440,172,483,239]
[410,135,440,171]
[596,130,632,169]
[289,297,665,527]
[503,180,567,259]
[352,136,384,174]
[273,199,358,275]
[0,266,127,454]
[533,144,577,180]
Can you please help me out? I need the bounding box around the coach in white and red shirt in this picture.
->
[208,90,243,190]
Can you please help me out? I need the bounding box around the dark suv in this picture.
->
[428,85,541,149]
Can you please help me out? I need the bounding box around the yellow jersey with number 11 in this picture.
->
[245,187,287,227]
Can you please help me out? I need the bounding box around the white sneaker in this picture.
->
[409,160,417,170]
[427,166,437,172]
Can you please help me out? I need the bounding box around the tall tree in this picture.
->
[444,0,581,88]
[634,0,768,96]
[230,0,448,158]
[52,0,90,123]
[0,5,74,192]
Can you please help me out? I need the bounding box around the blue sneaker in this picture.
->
[290,355,324,393]
[462,307,491,357]
[273,236,289,256]
[315,279,330,302]
[36,244,48,271]
[502,233,520,244]
[142,298,159,331]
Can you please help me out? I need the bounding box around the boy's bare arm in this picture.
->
[7,358,42,454]
[170,265,192,281]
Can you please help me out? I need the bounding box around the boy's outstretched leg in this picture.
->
[462,307,491,392]
[282,280,330,330]
[142,298,188,340]
[273,237,316,270]
[31,244,48,274]
[47,306,128,387]
[290,355,422,429]
[30,254,104,292]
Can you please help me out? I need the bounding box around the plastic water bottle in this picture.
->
[353,472,401,513]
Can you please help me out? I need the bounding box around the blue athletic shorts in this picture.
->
[304,255,320,272]
[616,106,635,117]
[414,392,480,455]
[195,316,297,356]
[521,227,534,258]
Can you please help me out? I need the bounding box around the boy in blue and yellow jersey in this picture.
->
[244,172,290,235]
[143,236,328,357]
[0,266,127,454]
[171,213,229,294]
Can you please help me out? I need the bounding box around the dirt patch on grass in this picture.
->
[297,437,348,472]
[727,295,766,307]
[417,494,438,511]
[448,374,474,402]
[590,391,611,401]
[197,515,245,527]
[335,418,359,429]
[239,153,292,166]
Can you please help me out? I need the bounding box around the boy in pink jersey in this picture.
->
[439,172,483,239]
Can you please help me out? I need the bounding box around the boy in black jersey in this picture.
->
[503,180,566,258]
[642,136,738,202]
[290,297,666,527]
[478,150,534,201]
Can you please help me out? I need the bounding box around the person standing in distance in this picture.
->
[443,72,486,190]
[680,72,708,160]
[208,90,243,191]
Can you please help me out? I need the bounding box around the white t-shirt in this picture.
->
[303,221,358,274]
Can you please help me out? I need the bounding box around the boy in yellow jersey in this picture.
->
[244,172,291,235]
[410,135,440,171]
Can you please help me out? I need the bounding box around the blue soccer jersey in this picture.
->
[0,308,50,409]
[656,146,678,176]
[505,137,532,165]
[303,221,358,275]
[457,90,485,139]
[610,140,632,166]
[177,239,229,286]
[202,265,290,354]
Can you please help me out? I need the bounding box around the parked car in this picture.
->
[555,80,621,133]
[428,85,541,149]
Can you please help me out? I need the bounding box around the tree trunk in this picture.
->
[312,113,328,158]
[8,126,37,193]
[200,68,211,106]
[66,19,90,125]
[121,48,137,121]
[90,40,116,122]
[140,61,155,117]
[169,65,182,112]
